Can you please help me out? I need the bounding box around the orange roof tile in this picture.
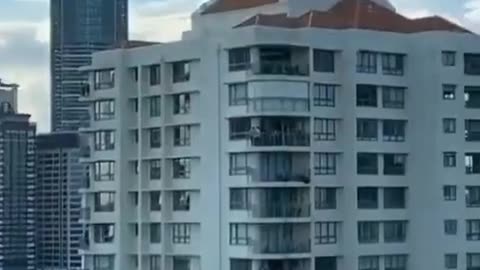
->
[235,0,471,34]
[201,0,279,14]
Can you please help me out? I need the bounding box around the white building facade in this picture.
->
[80,0,480,270]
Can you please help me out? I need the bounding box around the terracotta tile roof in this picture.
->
[201,0,279,14]
[235,0,471,34]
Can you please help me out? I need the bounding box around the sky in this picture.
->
[0,0,479,132]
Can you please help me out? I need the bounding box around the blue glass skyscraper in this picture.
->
[50,0,128,131]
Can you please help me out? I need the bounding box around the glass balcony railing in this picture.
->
[250,203,310,218]
[251,239,311,254]
[247,97,310,113]
[251,61,309,76]
[251,132,310,147]
[247,167,310,183]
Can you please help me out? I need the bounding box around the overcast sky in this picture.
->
[0,0,479,131]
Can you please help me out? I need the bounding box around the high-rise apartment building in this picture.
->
[50,0,128,131]
[36,132,86,270]
[0,83,36,270]
[80,0,480,269]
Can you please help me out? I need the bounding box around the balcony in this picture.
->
[251,46,309,76]
[251,238,310,254]
[252,132,310,147]
[247,97,310,113]
[466,120,480,141]
[465,88,480,108]
[249,168,310,184]
[251,61,309,76]
[250,202,310,218]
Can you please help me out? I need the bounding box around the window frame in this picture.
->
[173,125,191,147]
[315,187,337,209]
[173,93,191,114]
[94,99,115,121]
[382,53,405,76]
[314,118,336,141]
[172,223,191,244]
[150,159,162,180]
[315,222,338,245]
[357,51,377,73]
[314,153,337,175]
[442,51,456,67]
[150,96,161,117]
[173,191,191,211]
[150,128,162,148]
[172,158,191,179]
[443,185,457,201]
[313,49,335,73]
[358,221,380,244]
[443,84,456,100]
[313,84,336,107]
[382,86,405,109]
[230,223,249,246]
[229,48,251,71]
[150,64,161,86]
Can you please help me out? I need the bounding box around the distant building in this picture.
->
[0,86,36,270]
[81,0,480,270]
[36,132,86,270]
[50,0,128,131]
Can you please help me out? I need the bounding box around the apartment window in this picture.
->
[172,158,191,178]
[466,120,480,141]
[150,128,161,148]
[315,188,337,209]
[231,259,252,270]
[229,118,250,140]
[229,153,248,175]
[313,84,336,107]
[315,222,338,244]
[467,253,480,270]
[316,257,337,270]
[358,221,379,243]
[150,256,161,270]
[150,159,161,180]
[443,84,456,100]
[383,86,405,109]
[230,188,248,210]
[384,187,406,209]
[314,118,336,141]
[150,191,161,211]
[173,61,190,83]
[443,118,456,133]
[384,255,407,270]
[93,255,114,270]
[150,96,161,117]
[174,125,191,146]
[173,93,191,114]
[94,161,114,181]
[313,49,335,72]
[93,224,115,243]
[132,161,139,175]
[445,219,458,235]
[228,83,248,106]
[383,120,406,142]
[443,185,457,201]
[94,192,115,212]
[384,154,406,175]
[94,69,115,90]
[173,191,190,211]
[445,254,458,269]
[314,153,337,175]
[229,48,251,71]
[172,223,191,244]
[357,119,378,141]
[94,100,115,120]
[129,67,138,82]
[465,86,480,108]
[466,153,480,174]
[442,51,456,66]
[358,187,378,209]
[357,51,377,73]
[468,220,480,241]
[443,152,457,167]
[94,130,115,151]
[357,153,378,175]
[357,85,377,107]
[173,257,190,270]
[230,223,249,245]
[359,256,379,270]
[467,186,480,207]
[465,53,480,75]
[382,53,404,75]
[384,221,407,243]
[131,130,138,144]
[150,223,161,243]
[150,64,161,85]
